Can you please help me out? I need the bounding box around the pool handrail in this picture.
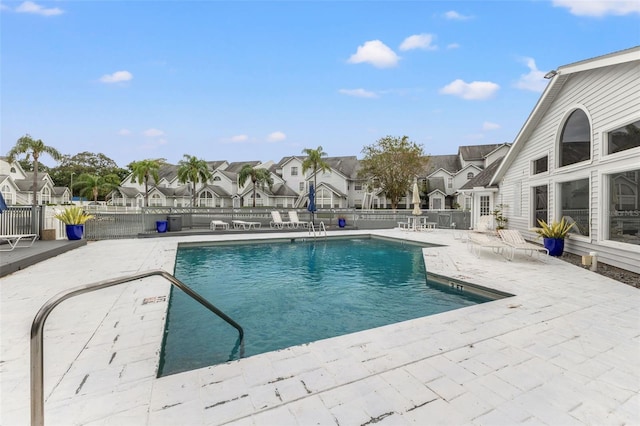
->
[30,269,244,426]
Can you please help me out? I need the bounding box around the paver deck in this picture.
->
[1,229,638,425]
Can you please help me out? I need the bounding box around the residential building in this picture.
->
[490,46,640,272]
[0,157,70,205]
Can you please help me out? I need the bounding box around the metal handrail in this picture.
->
[308,221,327,239]
[30,269,244,426]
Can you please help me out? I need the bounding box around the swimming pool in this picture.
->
[159,237,497,376]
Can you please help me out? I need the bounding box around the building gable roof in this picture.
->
[423,155,461,176]
[458,144,507,161]
[490,46,640,186]
[460,157,504,190]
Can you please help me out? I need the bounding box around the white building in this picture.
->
[491,46,640,273]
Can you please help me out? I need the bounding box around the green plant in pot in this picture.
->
[534,217,575,256]
[54,206,94,240]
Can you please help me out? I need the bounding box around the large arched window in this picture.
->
[559,109,591,167]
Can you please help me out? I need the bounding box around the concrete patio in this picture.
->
[0,229,638,425]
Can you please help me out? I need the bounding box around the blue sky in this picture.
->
[2,1,638,168]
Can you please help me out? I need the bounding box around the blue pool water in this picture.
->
[159,237,493,376]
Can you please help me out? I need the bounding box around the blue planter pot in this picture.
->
[338,218,346,228]
[156,220,168,233]
[65,224,84,240]
[543,237,564,256]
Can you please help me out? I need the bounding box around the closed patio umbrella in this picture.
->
[411,181,422,230]
[412,181,422,216]
[307,183,316,224]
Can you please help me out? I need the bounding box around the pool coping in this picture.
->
[1,229,638,425]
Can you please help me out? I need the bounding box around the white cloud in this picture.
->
[552,0,640,16]
[439,79,500,100]
[447,43,461,50]
[514,57,547,93]
[482,122,501,131]
[338,88,378,98]
[143,128,164,137]
[231,134,249,142]
[118,129,131,136]
[267,131,286,142]
[99,71,133,84]
[399,34,437,51]
[347,40,399,68]
[444,10,472,20]
[15,1,63,16]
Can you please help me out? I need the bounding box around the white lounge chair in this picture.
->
[270,211,292,229]
[210,220,230,230]
[0,233,38,251]
[232,220,262,230]
[498,229,549,260]
[471,215,494,233]
[467,232,510,259]
[288,211,310,228]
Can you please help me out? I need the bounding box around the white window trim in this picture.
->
[554,174,591,243]
[530,154,550,177]
[598,165,640,253]
[599,113,640,162]
[556,104,593,171]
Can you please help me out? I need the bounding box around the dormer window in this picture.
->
[467,172,474,180]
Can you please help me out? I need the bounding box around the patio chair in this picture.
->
[467,232,511,259]
[288,211,310,228]
[0,233,38,251]
[498,229,549,261]
[232,220,262,230]
[209,220,230,231]
[471,215,494,233]
[270,211,292,229]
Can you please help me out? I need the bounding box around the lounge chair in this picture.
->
[270,211,292,229]
[0,233,38,251]
[498,229,549,260]
[467,232,511,259]
[288,211,310,228]
[210,220,230,230]
[232,220,262,230]
[471,215,494,233]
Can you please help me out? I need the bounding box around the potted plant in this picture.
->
[492,204,508,231]
[534,217,576,256]
[54,206,94,240]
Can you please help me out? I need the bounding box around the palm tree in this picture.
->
[6,134,62,206]
[130,159,163,207]
[74,173,120,203]
[177,154,212,207]
[301,145,330,209]
[238,164,273,207]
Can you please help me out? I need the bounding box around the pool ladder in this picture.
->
[29,269,244,426]
[308,221,327,239]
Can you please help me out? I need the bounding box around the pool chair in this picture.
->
[0,233,39,251]
[232,220,262,230]
[209,220,230,230]
[470,215,494,234]
[288,210,310,228]
[498,229,549,261]
[270,211,292,229]
[467,232,511,259]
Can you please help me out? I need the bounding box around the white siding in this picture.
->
[498,60,640,273]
